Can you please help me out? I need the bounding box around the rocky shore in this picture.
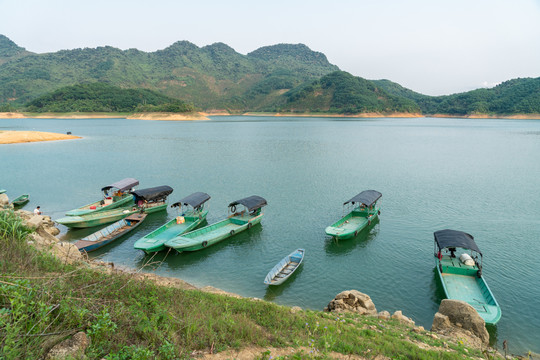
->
[1,194,532,359]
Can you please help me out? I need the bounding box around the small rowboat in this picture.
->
[65,178,139,216]
[11,194,29,206]
[74,213,147,253]
[0,189,6,194]
[134,192,211,253]
[264,249,305,285]
[165,195,267,252]
[434,229,502,324]
[325,190,382,240]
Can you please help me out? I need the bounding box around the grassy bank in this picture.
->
[0,210,488,359]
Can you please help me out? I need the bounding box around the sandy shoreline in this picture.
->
[0,130,81,144]
[2,111,539,121]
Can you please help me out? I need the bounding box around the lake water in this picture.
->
[1,116,539,354]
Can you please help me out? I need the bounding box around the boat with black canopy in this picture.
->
[65,178,139,216]
[434,229,501,325]
[165,195,267,252]
[325,190,382,240]
[56,185,173,228]
[134,192,211,253]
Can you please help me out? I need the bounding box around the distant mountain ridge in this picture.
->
[0,35,539,116]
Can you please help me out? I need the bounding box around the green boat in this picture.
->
[11,194,30,207]
[65,178,139,216]
[434,229,502,325]
[57,186,173,228]
[134,192,211,253]
[165,195,267,252]
[0,189,6,194]
[325,190,382,240]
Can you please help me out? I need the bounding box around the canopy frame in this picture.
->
[171,192,211,210]
[132,186,173,203]
[343,190,382,208]
[101,178,139,194]
[229,195,267,212]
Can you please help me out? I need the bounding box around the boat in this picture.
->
[133,192,211,253]
[56,185,173,228]
[434,229,502,325]
[165,195,267,252]
[11,194,29,207]
[0,189,6,194]
[65,178,139,216]
[264,249,305,285]
[325,190,382,240]
[74,213,147,253]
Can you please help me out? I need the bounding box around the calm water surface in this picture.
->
[1,116,539,354]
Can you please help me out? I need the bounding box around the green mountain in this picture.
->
[25,83,194,113]
[281,71,420,114]
[0,36,338,111]
[1,35,538,116]
[374,77,540,115]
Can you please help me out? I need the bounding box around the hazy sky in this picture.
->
[1,0,539,95]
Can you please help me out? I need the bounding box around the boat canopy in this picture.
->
[101,178,139,192]
[132,186,173,202]
[434,229,482,255]
[171,192,211,209]
[229,195,267,212]
[344,190,382,207]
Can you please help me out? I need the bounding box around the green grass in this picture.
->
[0,210,487,359]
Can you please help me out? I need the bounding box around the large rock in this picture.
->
[432,299,489,347]
[45,332,90,359]
[324,290,377,315]
[0,193,9,207]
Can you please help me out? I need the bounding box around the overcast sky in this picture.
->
[1,0,539,95]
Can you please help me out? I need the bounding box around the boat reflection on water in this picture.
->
[324,218,380,256]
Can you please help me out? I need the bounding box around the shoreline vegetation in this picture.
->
[0,207,517,359]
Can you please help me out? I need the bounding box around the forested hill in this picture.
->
[0,36,338,110]
[25,83,194,113]
[280,71,420,114]
[0,35,538,116]
[374,77,540,115]
[0,35,32,65]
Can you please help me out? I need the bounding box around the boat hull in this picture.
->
[165,213,263,252]
[65,194,134,216]
[134,210,208,253]
[74,213,147,252]
[11,194,29,206]
[264,249,304,285]
[325,207,380,240]
[56,203,167,228]
[436,256,501,325]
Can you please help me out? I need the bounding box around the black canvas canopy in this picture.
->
[344,190,382,207]
[101,178,139,192]
[434,229,482,255]
[229,195,267,212]
[172,192,211,209]
[132,186,173,202]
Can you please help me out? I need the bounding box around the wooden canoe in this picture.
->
[264,249,305,285]
[74,213,147,253]
[11,194,29,206]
